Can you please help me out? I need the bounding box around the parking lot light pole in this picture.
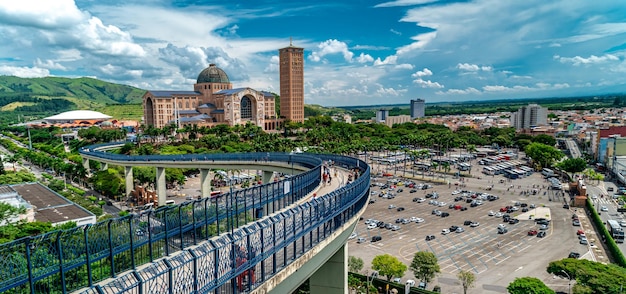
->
[561,270,571,294]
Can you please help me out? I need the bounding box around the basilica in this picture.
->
[143,44,304,132]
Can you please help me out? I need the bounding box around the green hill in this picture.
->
[0,76,146,122]
[0,76,145,105]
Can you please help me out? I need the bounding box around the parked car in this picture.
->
[371,235,382,242]
[568,252,581,258]
[528,230,538,236]
[455,227,465,233]
[572,220,580,226]
[425,235,436,241]
[463,220,472,226]
[470,222,480,227]
[601,206,609,212]
[537,231,546,238]
[539,224,549,230]
[440,212,450,217]
[397,207,405,212]
[508,219,519,224]
[357,237,366,243]
[441,229,451,235]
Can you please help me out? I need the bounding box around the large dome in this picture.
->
[196,64,230,84]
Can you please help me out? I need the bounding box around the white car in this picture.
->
[437,202,447,207]
[416,198,426,203]
[441,228,451,235]
[455,227,465,233]
[349,232,357,239]
[388,204,397,209]
[452,190,461,195]
[495,212,503,218]
[601,206,608,212]
[470,222,480,227]
[488,210,495,216]
[367,223,377,229]
[620,220,626,227]
[414,217,425,223]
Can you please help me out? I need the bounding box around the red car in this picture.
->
[382,173,393,177]
[577,229,585,235]
[528,230,538,236]
[500,207,508,212]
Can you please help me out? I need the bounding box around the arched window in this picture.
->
[178,102,182,109]
[240,96,252,119]
[186,102,189,108]
[192,102,196,108]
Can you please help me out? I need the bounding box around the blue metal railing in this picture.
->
[0,145,369,294]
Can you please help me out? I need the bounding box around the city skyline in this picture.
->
[1,0,626,106]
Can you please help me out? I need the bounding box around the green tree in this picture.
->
[547,258,626,294]
[348,255,364,273]
[371,254,407,281]
[507,277,555,294]
[556,158,587,176]
[410,251,441,283]
[525,142,564,169]
[533,134,557,147]
[457,270,476,294]
[0,202,26,225]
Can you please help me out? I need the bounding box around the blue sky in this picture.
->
[1,0,626,106]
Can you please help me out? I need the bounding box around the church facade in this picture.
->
[142,64,278,131]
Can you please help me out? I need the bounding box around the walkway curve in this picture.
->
[0,142,370,294]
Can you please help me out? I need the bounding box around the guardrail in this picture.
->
[0,145,370,294]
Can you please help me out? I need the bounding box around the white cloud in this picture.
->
[373,55,398,66]
[34,58,67,70]
[376,85,406,96]
[0,0,85,29]
[411,68,433,77]
[457,63,480,71]
[554,53,620,66]
[457,63,493,72]
[436,87,480,95]
[0,65,49,77]
[356,53,374,63]
[375,0,439,8]
[390,29,402,36]
[414,78,444,88]
[264,55,279,73]
[395,63,414,70]
[308,39,354,63]
[482,83,570,92]
[397,31,437,55]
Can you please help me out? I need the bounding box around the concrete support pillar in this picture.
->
[82,158,89,171]
[262,170,274,184]
[100,162,108,171]
[309,243,347,294]
[156,167,167,206]
[200,168,211,198]
[124,166,133,197]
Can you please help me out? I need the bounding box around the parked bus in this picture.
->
[607,220,625,243]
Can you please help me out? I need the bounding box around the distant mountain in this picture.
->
[0,76,146,105]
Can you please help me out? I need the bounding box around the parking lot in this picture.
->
[349,163,594,293]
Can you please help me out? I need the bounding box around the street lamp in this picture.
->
[366,270,378,294]
[561,270,572,294]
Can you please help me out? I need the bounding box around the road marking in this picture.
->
[515,266,524,272]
